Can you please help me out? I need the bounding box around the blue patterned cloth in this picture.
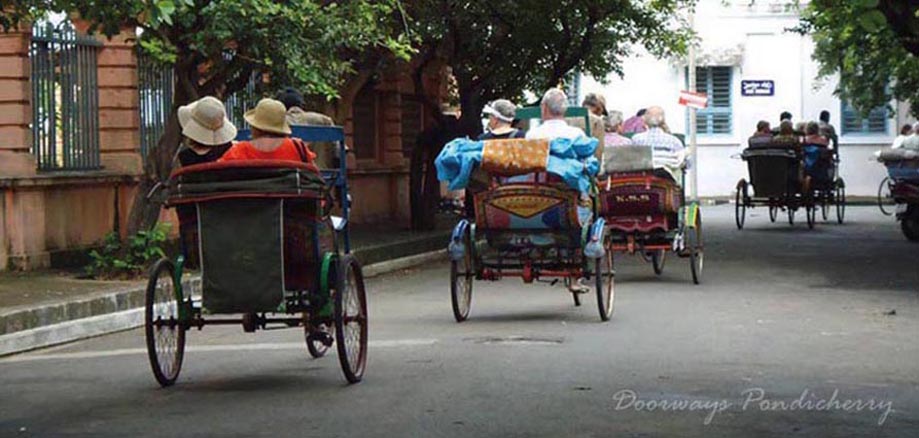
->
[435,136,599,194]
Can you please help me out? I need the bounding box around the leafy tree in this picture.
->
[799,0,919,116]
[403,0,695,229]
[2,0,411,234]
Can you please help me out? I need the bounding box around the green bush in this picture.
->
[85,223,171,279]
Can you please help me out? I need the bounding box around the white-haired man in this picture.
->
[526,88,586,140]
[631,106,685,174]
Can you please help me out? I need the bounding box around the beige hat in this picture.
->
[244,98,292,135]
[177,96,237,146]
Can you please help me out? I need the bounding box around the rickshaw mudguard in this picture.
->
[584,218,606,259]
[449,220,471,261]
[319,253,336,317]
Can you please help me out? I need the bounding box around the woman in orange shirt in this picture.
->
[220,98,316,163]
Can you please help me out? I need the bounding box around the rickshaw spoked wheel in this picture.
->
[734,180,747,230]
[878,177,894,216]
[594,249,615,322]
[334,255,368,384]
[787,207,796,226]
[145,258,186,387]
[836,179,846,224]
[650,250,666,275]
[450,227,474,322]
[769,205,778,223]
[687,213,704,285]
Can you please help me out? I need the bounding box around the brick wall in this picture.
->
[95,29,142,175]
[0,25,36,177]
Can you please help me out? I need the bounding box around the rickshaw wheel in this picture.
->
[334,255,368,384]
[450,228,473,322]
[787,207,796,226]
[145,258,186,387]
[305,322,332,358]
[806,205,816,229]
[878,177,894,216]
[650,250,666,275]
[594,251,615,321]
[769,205,778,223]
[687,214,704,285]
[821,196,830,221]
[901,205,919,242]
[836,179,846,224]
[734,180,747,230]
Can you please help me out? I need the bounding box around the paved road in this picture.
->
[2,206,918,437]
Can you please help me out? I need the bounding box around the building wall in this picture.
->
[580,0,902,197]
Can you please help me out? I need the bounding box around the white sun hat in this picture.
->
[177,96,238,145]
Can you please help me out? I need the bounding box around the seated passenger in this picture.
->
[174,96,237,269]
[176,96,236,166]
[603,110,632,147]
[526,89,586,140]
[220,98,317,164]
[747,120,773,149]
[632,106,685,177]
[277,87,337,169]
[622,108,647,134]
[771,121,801,155]
[478,99,525,140]
[803,121,829,147]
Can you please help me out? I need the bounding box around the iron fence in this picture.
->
[137,49,174,163]
[30,20,102,171]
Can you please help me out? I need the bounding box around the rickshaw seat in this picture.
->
[168,161,331,313]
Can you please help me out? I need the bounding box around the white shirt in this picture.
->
[893,134,909,149]
[526,119,586,140]
[902,134,919,151]
[631,127,686,170]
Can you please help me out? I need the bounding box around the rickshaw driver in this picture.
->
[524,88,594,294]
[632,106,686,180]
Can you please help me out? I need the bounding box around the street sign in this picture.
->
[741,80,774,96]
[678,90,708,109]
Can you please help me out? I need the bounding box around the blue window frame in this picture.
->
[840,101,888,135]
[688,66,733,135]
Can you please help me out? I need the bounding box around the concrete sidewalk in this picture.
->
[0,220,453,356]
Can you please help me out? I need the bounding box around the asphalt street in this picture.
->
[1,205,918,437]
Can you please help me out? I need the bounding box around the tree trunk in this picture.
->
[125,68,196,237]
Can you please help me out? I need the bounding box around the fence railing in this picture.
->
[30,20,102,171]
[137,49,174,162]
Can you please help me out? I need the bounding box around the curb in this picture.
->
[0,248,447,357]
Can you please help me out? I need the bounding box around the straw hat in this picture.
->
[177,96,237,146]
[244,98,292,135]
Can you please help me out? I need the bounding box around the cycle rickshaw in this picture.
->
[443,107,614,322]
[144,125,368,387]
[596,143,704,284]
[734,140,844,229]
[878,150,919,241]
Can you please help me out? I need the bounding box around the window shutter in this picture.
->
[841,101,887,135]
[692,66,732,135]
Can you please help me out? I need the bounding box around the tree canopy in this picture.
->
[406,0,695,134]
[800,0,919,116]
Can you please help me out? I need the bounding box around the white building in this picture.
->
[579,0,909,197]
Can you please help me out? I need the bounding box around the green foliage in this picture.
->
[800,0,919,117]
[2,0,412,101]
[85,223,171,279]
[405,0,695,118]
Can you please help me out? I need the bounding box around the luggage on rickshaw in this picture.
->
[144,126,368,387]
[597,145,703,284]
[441,107,614,323]
[878,151,919,241]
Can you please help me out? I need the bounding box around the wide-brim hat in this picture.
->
[177,96,237,146]
[244,98,292,135]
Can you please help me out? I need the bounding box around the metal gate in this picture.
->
[30,20,102,171]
